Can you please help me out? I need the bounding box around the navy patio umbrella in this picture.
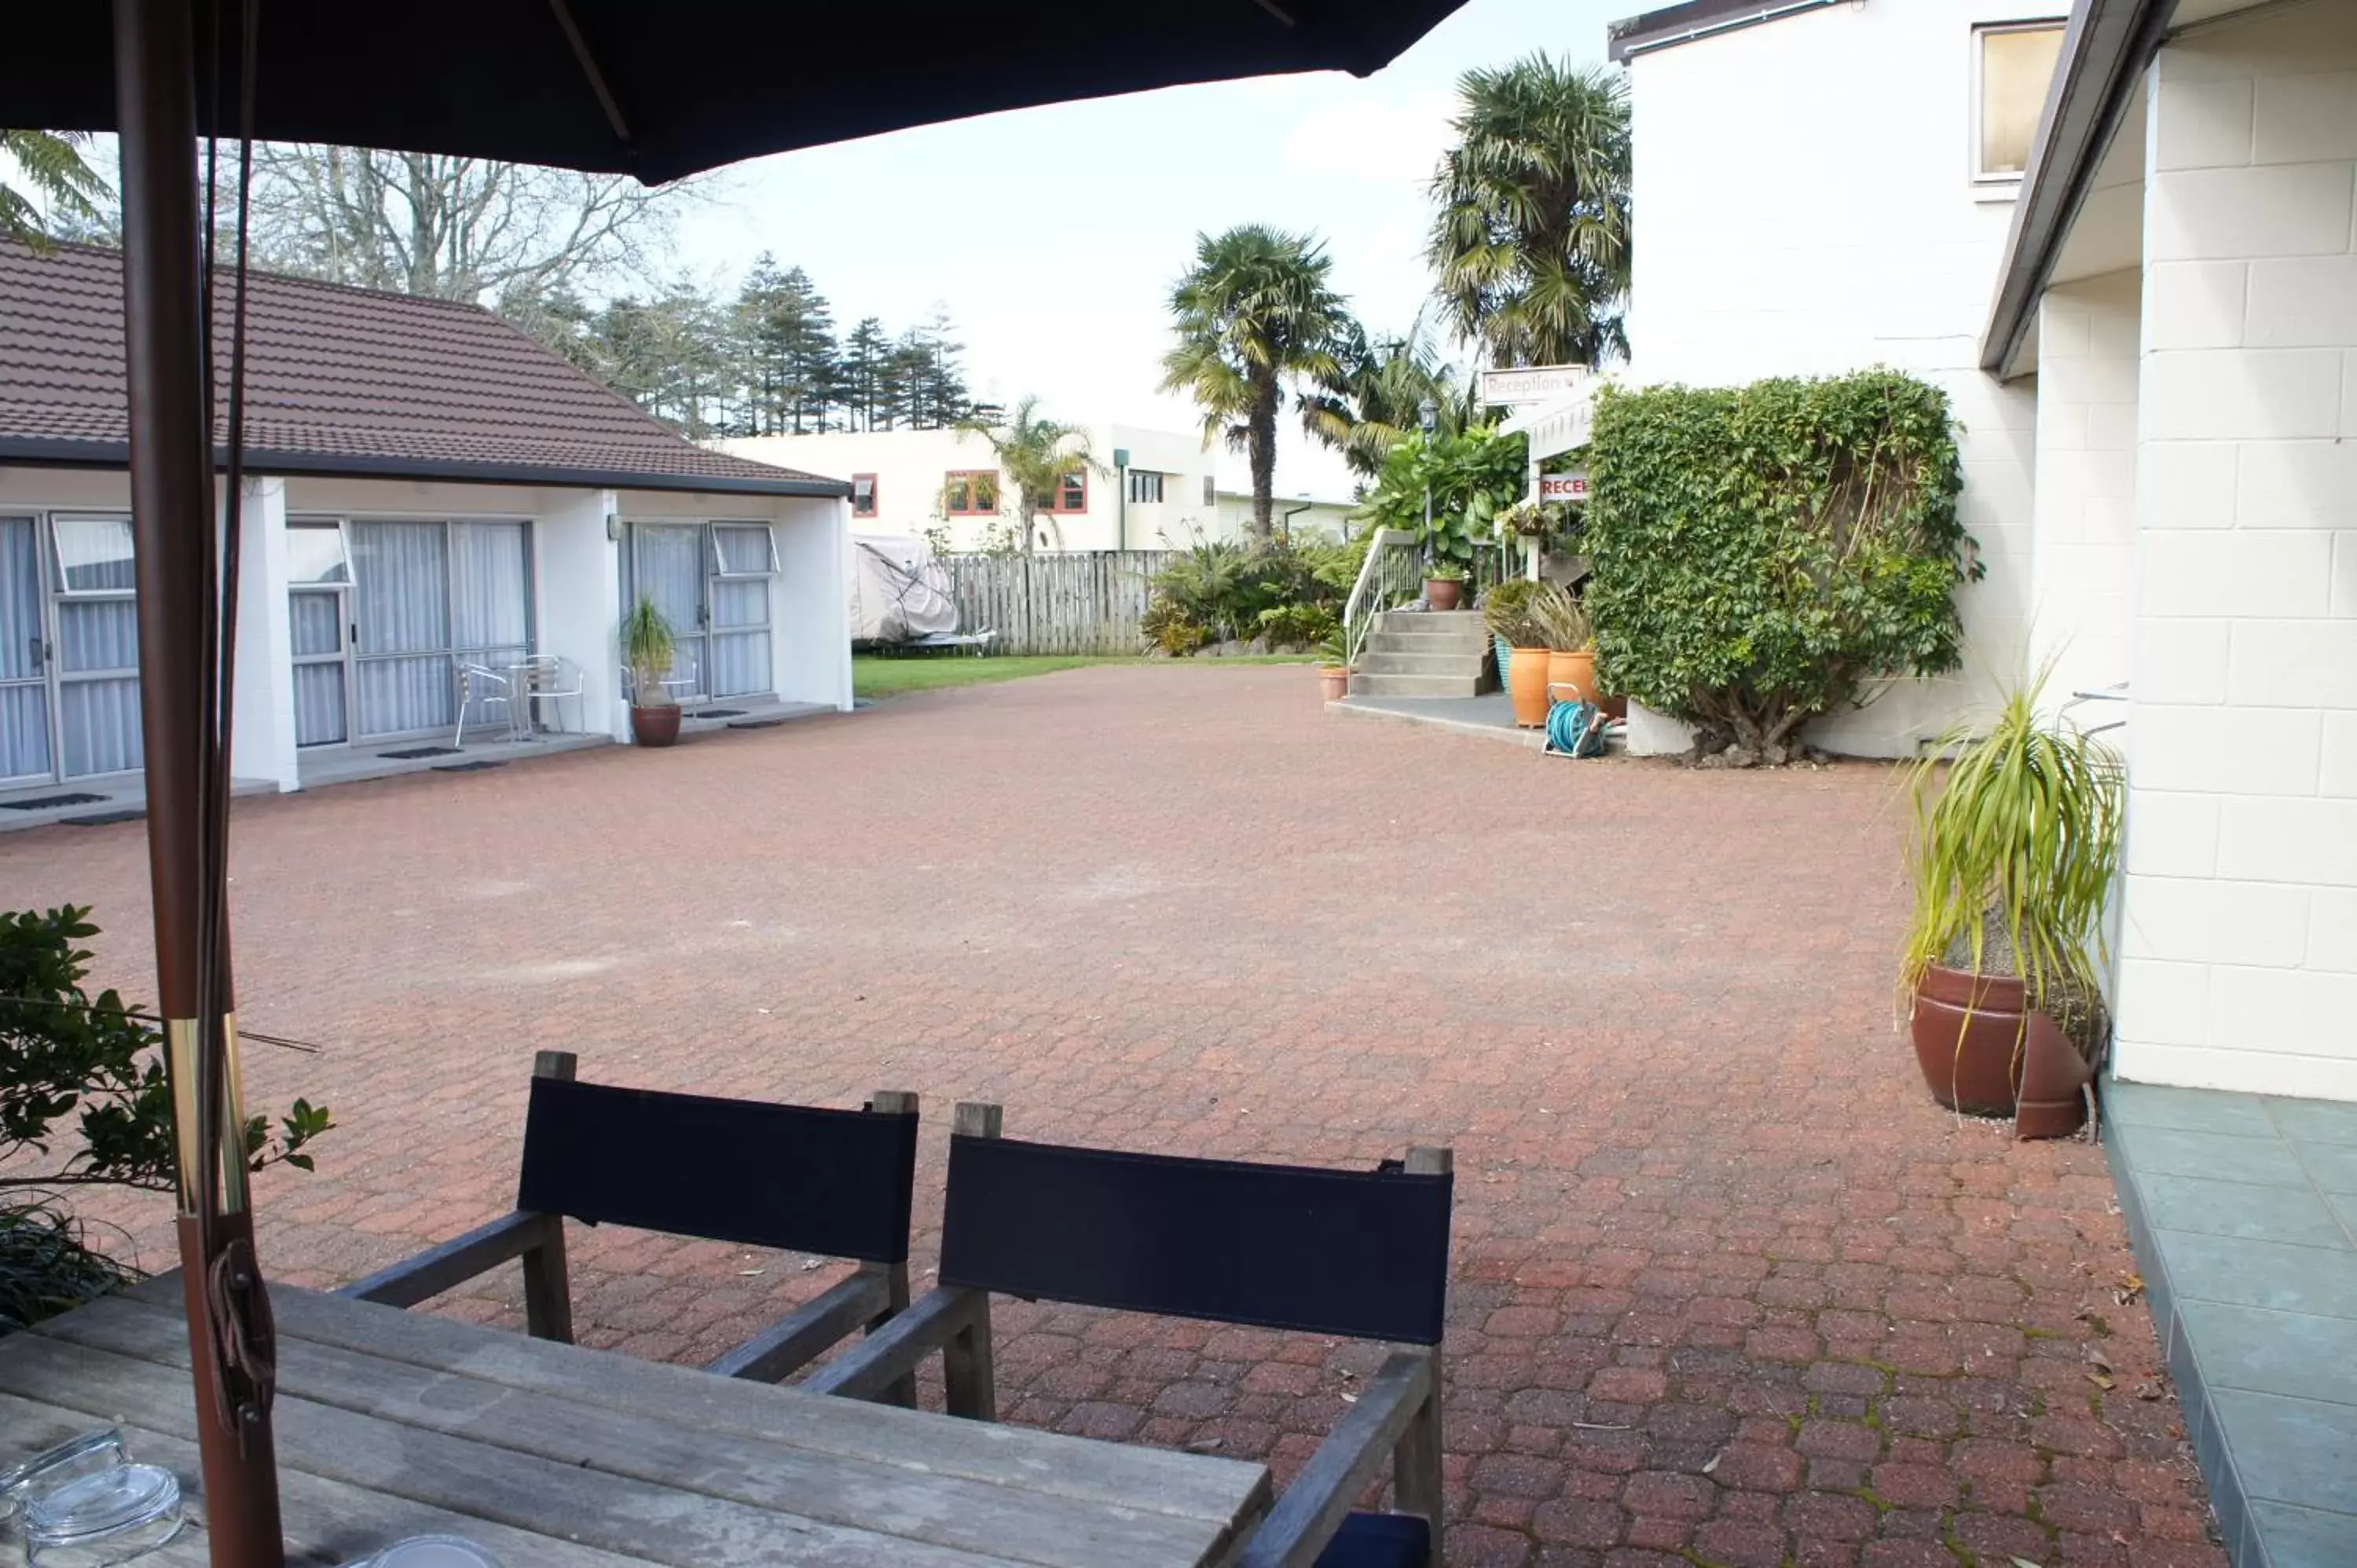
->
[5,2,1470,1563]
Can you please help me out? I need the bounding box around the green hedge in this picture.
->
[1584,368,1976,764]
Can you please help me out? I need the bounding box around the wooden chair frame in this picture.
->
[342,1050,916,1398]
[805,1103,1450,1567]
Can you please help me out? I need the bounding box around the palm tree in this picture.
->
[1428,56,1631,370]
[1299,317,1475,479]
[957,394,1104,552]
[1160,225,1350,538]
[1,130,110,250]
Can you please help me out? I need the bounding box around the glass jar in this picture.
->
[21,1460,181,1565]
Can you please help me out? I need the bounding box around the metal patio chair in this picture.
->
[515,653,587,735]
[453,662,516,748]
[343,1052,923,1394]
[808,1105,1456,1567]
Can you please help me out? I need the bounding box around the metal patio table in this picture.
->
[0,1275,1272,1567]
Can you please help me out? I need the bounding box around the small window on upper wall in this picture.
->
[1975,20,2066,183]
[1203,475,1216,507]
[851,474,878,518]
[1127,470,1164,504]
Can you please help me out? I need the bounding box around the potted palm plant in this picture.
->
[1530,582,1598,705]
[621,594,682,748]
[1481,579,1551,727]
[1315,628,1353,703]
[1901,668,2124,1138]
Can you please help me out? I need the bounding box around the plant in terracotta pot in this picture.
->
[1481,578,1551,727]
[1900,669,2123,1138]
[1422,566,1468,613]
[1314,628,1353,703]
[621,593,683,748]
[1530,582,1599,705]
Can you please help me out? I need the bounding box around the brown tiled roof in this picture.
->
[0,242,845,498]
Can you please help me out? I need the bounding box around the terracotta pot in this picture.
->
[1507,647,1552,727]
[1424,577,1464,612]
[1318,666,1350,703]
[1546,648,1599,705]
[630,704,682,748]
[1908,964,2093,1138]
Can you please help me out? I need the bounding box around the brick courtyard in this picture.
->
[3,665,2219,1566]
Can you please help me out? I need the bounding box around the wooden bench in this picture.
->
[343,1050,922,1394]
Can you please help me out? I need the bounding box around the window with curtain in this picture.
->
[349,519,533,739]
[50,516,141,778]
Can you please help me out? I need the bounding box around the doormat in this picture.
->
[727,718,787,730]
[65,809,145,826]
[433,760,505,773]
[0,791,108,811]
[692,707,748,719]
[378,746,462,760]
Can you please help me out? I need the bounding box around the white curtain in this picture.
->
[709,578,771,698]
[289,592,346,747]
[0,518,51,780]
[56,596,141,779]
[353,522,453,737]
[633,526,705,696]
[453,523,530,725]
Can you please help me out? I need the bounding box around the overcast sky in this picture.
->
[671,0,1630,501]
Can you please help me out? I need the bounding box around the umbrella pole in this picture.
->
[112,1,285,1563]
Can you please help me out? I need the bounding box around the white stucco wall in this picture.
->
[1619,0,2046,756]
[2112,2,2357,1100]
[716,424,1229,552]
[230,478,299,790]
[2029,270,2143,711]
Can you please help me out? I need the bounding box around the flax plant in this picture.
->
[1901,662,2124,1020]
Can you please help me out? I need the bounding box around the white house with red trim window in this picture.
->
[719,424,1234,553]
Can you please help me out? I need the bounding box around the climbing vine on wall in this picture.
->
[1583,368,1976,765]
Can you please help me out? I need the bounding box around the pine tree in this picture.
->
[842,317,889,431]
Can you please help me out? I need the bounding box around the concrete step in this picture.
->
[1359,650,1484,676]
[1376,609,1486,633]
[1369,625,1490,646]
[1349,672,1488,698]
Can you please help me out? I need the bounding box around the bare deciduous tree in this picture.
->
[245,146,701,304]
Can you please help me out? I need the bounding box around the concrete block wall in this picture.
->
[2031,270,2143,710]
[2114,3,2357,1099]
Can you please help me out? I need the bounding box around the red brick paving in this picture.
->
[0,666,2221,1566]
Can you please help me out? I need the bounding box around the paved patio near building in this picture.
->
[3,665,2222,1566]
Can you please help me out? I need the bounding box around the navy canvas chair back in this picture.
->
[938,1134,1453,1344]
[519,1075,920,1265]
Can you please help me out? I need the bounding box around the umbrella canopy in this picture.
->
[13,0,1468,184]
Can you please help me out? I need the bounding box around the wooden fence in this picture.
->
[938,551,1178,656]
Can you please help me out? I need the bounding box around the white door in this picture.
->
[707,524,775,700]
[349,519,531,741]
[49,516,143,779]
[630,525,707,702]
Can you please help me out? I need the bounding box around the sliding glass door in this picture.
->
[0,518,52,785]
[348,518,531,742]
[623,522,776,704]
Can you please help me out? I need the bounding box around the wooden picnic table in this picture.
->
[0,1273,1274,1567]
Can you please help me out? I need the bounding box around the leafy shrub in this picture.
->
[1140,596,1209,655]
[1146,537,1350,653]
[2,905,332,1331]
[1255,603,1338,649]
[1585,369,1974,764]
[1353,423,1528,568]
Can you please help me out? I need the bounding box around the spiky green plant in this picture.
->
[1901,663,2124,1015]
[1527,581,1593,653]
[621,594,677,706]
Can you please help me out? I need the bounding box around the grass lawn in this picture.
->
[854,654,1314,699]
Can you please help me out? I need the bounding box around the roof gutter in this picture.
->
[0,436,851,499]
[1609,0,1844,63]
[1978,0,2176,376]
